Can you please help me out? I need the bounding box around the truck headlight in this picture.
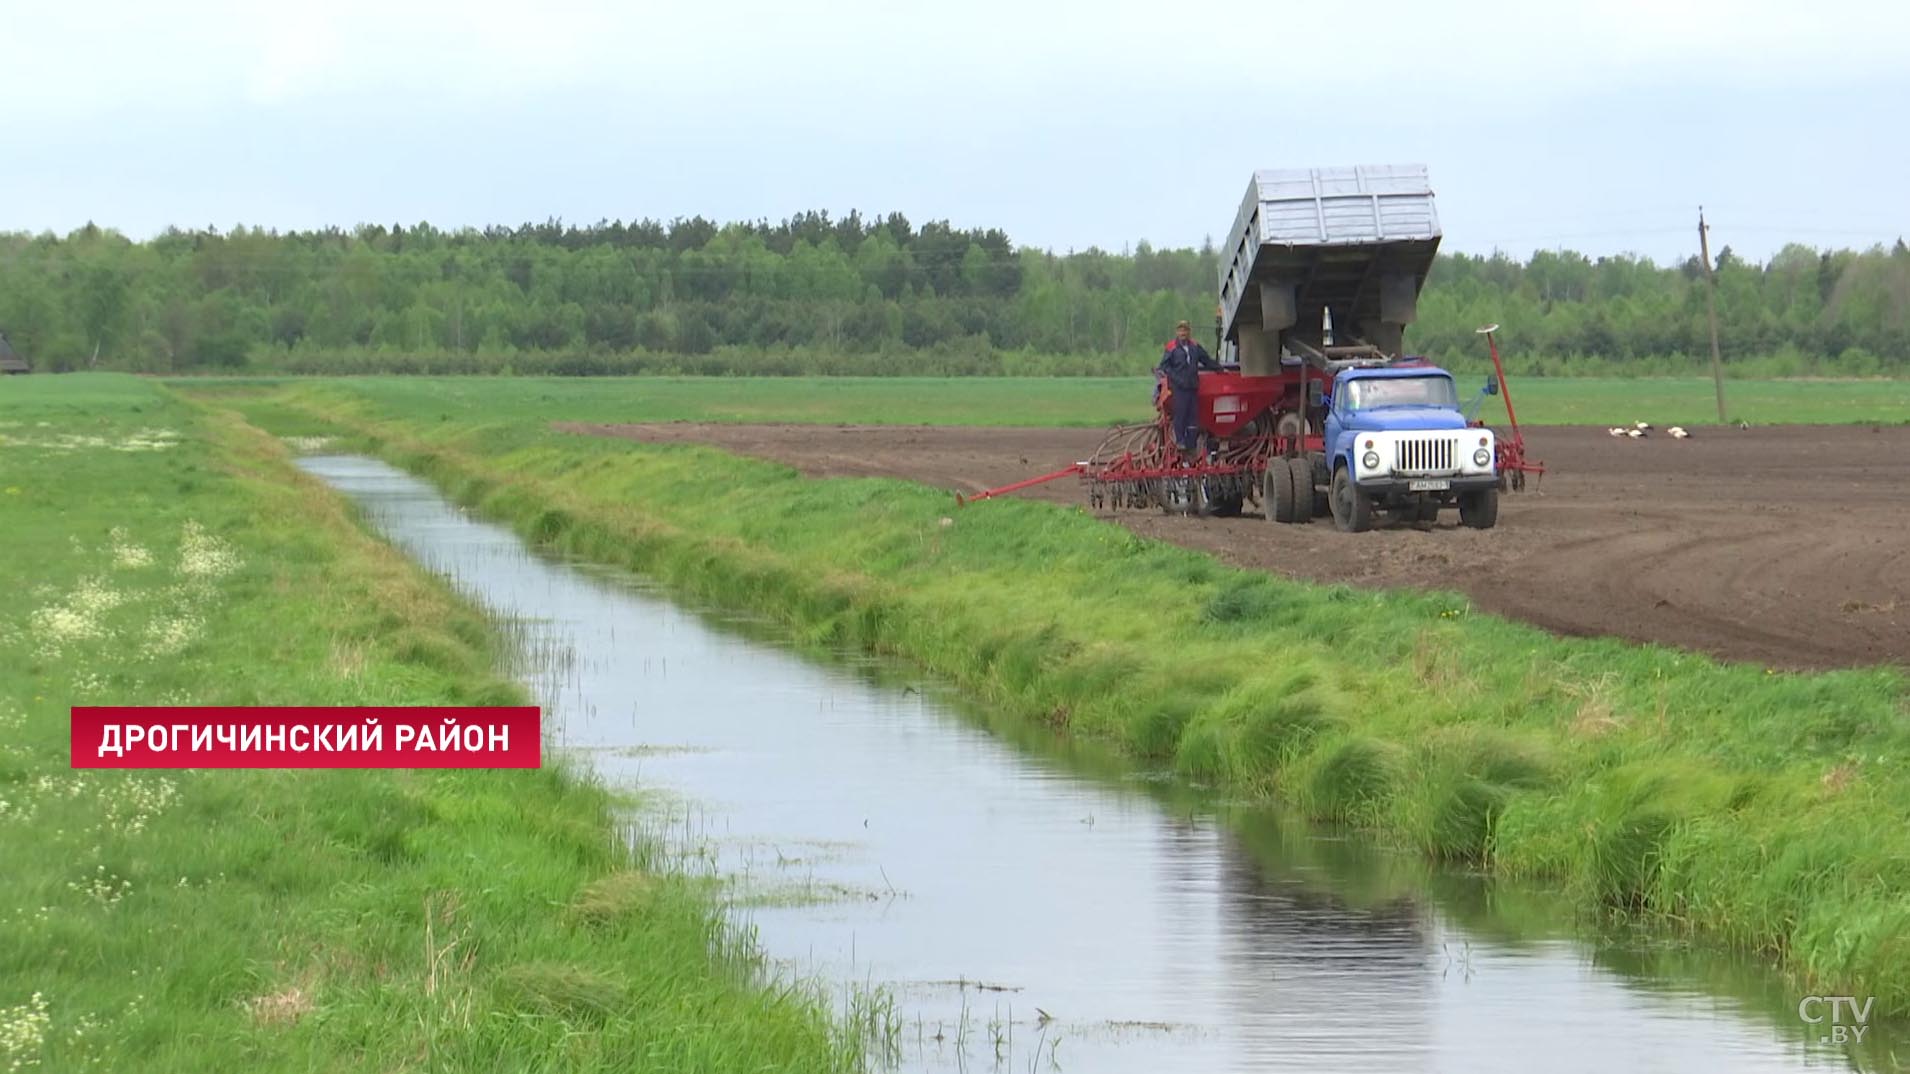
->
[1473,448,1491,467]
[1362,451,1381,470]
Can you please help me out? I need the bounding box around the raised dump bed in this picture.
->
[1219,165,1441,373]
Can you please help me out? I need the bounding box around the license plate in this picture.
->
[1408,479,1450,491]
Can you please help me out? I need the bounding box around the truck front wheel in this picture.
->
[1330,466,1374,533]
[1459,487,1499,529]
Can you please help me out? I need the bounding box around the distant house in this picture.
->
[0,332,27,374]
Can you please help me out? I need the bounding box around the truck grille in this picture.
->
[1393,437,1455,474]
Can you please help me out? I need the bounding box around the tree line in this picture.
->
[1,214,1905,377]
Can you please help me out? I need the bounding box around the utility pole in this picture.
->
[1698,207,1727,423]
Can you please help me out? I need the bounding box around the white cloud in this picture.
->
[0,0,1903,257]
[6,0,1904,121]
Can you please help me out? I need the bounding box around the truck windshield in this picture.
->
[1345,376,1457,410]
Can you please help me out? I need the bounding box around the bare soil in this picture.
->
[557,420,1910,670]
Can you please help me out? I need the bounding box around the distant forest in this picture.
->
[1,213,1906,377]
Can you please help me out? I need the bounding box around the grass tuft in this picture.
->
[494,964,628,1025]
[568,871,660,929]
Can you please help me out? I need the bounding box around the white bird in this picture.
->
[1608,427,1627,437]
[1669,426,1690,439]
[1626,428,1646,438]
[1634,421,1653,431]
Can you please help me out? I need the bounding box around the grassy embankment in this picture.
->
[173,374,1910,428]
[210,375,1910,1016]
[0,376,857,1072]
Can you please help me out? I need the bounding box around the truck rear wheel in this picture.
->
[1330,466,1374,533]
[1266,457,1306,523]
[1285,457,1311,525]
[1261,467,1285,522]
[1459,487,1499,529]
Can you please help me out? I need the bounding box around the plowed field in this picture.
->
[560,421,1909,670]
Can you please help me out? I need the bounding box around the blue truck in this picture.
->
[1317,363,1499,531]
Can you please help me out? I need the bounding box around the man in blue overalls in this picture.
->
[1155,320,1219,454]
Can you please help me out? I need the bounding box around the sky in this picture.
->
[2,0,1907,263]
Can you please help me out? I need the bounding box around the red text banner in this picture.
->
[71,706,542,769]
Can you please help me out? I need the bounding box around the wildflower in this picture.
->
[0,992,50,1071]
[67,866,132,907]
[109,528,153,570]
[112,428,182,453]
[178,521,241,580]
[142,614,202,658]
[99,778,179,835]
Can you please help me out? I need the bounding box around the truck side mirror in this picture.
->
[1485,376,1500,396]
[1307,381,1324,408]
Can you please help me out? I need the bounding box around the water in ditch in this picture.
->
[300,454,1898,1074]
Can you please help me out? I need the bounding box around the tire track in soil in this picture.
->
[557,421,1910,671]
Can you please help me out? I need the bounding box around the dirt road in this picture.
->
[558,421,1910,670]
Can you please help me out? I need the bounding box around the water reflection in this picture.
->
[301,454,1898,1074]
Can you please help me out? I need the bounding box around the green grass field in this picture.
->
[200,373,1910,1018]
[174,374,1910,428]
[0,377,856,1072]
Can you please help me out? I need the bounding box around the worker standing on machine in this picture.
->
[1156,320,1219,454]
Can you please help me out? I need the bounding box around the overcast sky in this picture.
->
[3,0,1906,263]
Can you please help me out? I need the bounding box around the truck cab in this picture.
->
[1320,364,1498,531]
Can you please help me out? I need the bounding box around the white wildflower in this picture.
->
[114,545,154,569]
[4,907,51,928]
[31,775,90,800]
[113,428,182,452]
[68,866,132,907]
[0,992,50,1072]
[69,579,126,616]
[27,577,128,658]
[99,778,179,835]
[66,1013,100,1046]
[0,427,179,453]
[141,614,202,658]
[110,528,153,570]
[178,522,241,579]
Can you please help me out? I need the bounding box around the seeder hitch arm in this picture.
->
[954,463,1086,507]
